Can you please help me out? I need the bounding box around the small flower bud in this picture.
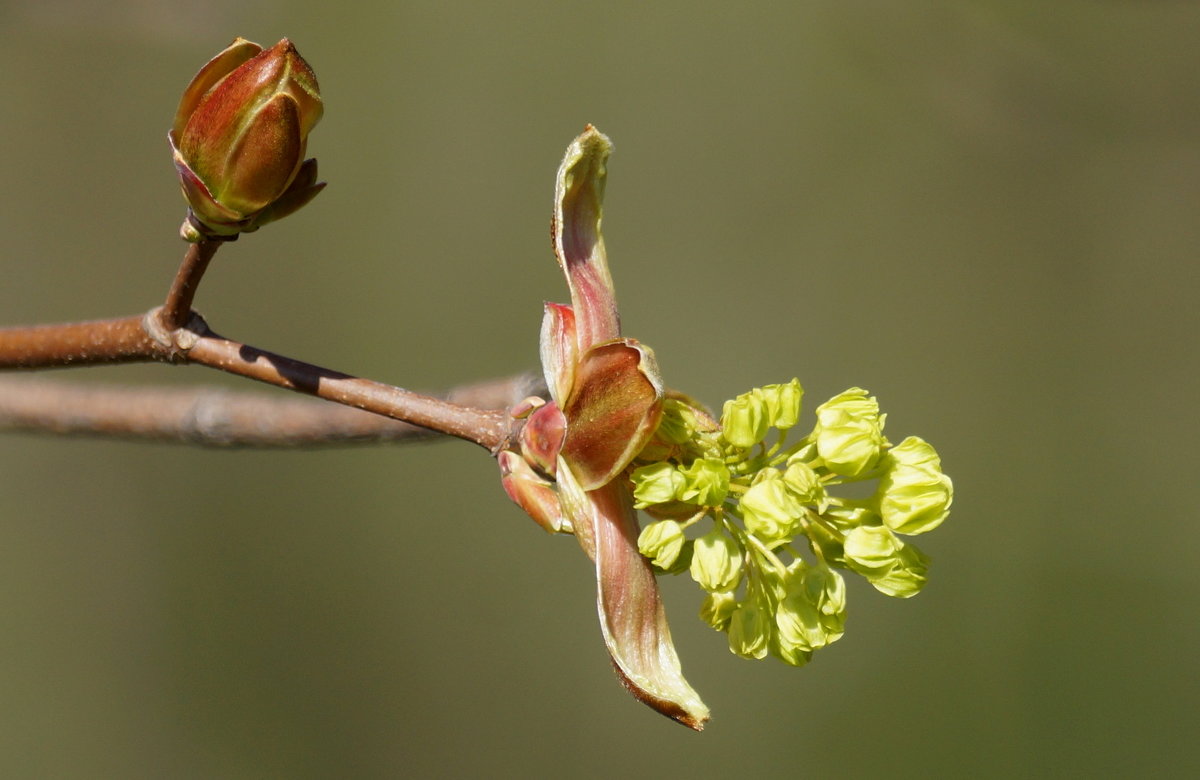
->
[783,460,827,510]
[170,38,324,240]
[655,398,699,445]
[728,599,772,660]
[739,471,803,543]
[842,524,903,572]
[721,388,770,449]
[843,524,930,598]
[678,457,730,506]
[813,388,886,477]
[866,543,929,598]
[775,562,846,659]
[699,590,738,631]
[631,462,686,508]
[761,378,803,430]
[637,520,687,570]
[877,436,953,535]
[773,594,818,665]
[689,528,743,592]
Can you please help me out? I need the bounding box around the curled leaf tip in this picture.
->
[552,126,618,351]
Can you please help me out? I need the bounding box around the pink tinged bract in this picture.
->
[498,451,569,534]
[539,302,577,407]
[559,339,664,491]
[556,456,710,730]
[517,402,566,478]
[552,126,620,353]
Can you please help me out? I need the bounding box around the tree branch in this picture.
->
[176,315,511,450]
[0,309,522,451]
[0,239,527,452]
[0,372,543,447]
[0,315,161,367]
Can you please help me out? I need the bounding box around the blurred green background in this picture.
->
[1,1,1197,777]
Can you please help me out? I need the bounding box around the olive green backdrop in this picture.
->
[1,2,1196,777]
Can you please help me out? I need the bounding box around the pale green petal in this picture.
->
[844,524,931,598]
[866,542,930,598]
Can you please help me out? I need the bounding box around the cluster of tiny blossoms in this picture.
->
[631,381,953,666]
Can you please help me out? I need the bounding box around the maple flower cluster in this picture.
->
[632,383,953,666]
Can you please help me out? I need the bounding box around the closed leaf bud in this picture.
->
[170,38,324,240]
[721,388,770,449]
[877,436,953,535]
[813,388,886,477]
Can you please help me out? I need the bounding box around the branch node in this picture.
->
[144,306,207,363]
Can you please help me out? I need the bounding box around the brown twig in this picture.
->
[159,239,222,331]
[0,310,515,451]
[0,236,525,451]
[182,317,511,450]
[0,373,543,447]
[0,315,160,367]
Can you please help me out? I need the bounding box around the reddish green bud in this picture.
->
[517,402,567,478]
[170,38,325,241]
[498,451,570,534]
